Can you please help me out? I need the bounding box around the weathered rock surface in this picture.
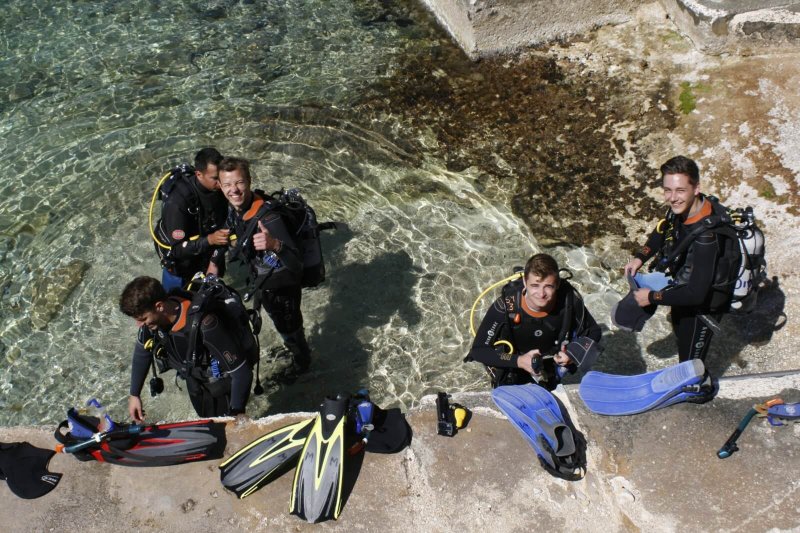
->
[2,377,797,532]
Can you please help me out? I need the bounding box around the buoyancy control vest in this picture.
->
[486,272,581,388]
[229,188,335,289]
[501,276,576,356]
[146,274,260,382]
[150,164,226,275]
[651,196,766,313]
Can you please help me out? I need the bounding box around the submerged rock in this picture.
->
[30,259,90,330]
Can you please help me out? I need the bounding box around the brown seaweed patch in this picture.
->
[358,47,668,245]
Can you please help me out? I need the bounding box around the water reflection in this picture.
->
[0,0,749,427]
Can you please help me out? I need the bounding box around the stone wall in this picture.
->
[420,0,800,58]
[659,0,800,55]
[418,0,641,58]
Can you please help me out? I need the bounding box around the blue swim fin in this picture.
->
[578,360,717,416]
[290,394,349,523]
[766,403,800,426]
[492,384,585,480]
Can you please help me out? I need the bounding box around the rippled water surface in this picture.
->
[0,0,655,426]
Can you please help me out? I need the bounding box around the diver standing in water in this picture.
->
[119,276,256,422]
[619,156,735,362]
[209,157,311,375]
[154,147,230,291]
[466,253,601,389]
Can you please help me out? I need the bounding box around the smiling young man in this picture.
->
[622,155,731,362]
[209,157,311,375]
[465,253,601,389]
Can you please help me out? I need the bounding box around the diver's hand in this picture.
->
[554,349,571,367]
[207,228,230,246]
[516,349,541,374]
[633,288,651,307]
[128,395,145,424]
[624,257,643,276]
[253,220,282,252]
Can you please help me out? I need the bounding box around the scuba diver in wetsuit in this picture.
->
[120,276,255,422]
[208,157,311,374]
[155,147,230,291]
[623,156,733,362]
[466,253,601,389]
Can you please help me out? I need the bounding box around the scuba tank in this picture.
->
[730,207,765,312]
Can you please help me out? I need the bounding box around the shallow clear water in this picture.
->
[0,1,658,426]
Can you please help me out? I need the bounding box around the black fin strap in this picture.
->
[684,372,718,404]
[538,431,587,481]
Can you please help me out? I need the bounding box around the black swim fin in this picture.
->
[290,394,349,523]
[219,418,313,498]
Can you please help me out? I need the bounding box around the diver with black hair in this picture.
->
[154,147,230,291]
[120,276,255,422]
[466,253,601,389]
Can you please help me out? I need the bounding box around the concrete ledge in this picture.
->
[660,0,800,55]
[419,0,640,59]
[421,0,800,58]
[1,374,798,531]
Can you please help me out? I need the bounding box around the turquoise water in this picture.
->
[0,1,632,426]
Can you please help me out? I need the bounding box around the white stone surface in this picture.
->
[420,0,640,58]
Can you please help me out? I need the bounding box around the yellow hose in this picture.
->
[149,171,173,250]
[469,271,524,337]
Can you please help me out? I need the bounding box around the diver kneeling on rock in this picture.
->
[465,253,602,389]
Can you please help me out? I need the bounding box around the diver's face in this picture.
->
[663,173,699,217]
[219,168,252,211]
[195,163,220,191]
[523,273,559,312]
[134,306,169,331]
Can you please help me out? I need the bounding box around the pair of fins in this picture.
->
[492,384,586,481]
[578,359,717,416]
[219,395,349,523]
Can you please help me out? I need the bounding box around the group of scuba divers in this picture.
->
[100,150,766,488]
[120,147,324,423]
[6,151,769,514]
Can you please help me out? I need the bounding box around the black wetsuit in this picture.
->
[466,280,601,389]
[635,196,726,361]
[210,190,310,368]
[129,296,255,417]
[156,172,228,285]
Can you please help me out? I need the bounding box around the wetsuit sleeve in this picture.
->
[129,328,153,397]
[199,314,253,414]
[208,209,235,270]
[572,294,602,343]
[227,364,253,416]
[465,297,518,368]
[160,195,211,260]
[634,225,665,264]
[649,231,718,307]
[254,212,304,290]
[208,243,227,270]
